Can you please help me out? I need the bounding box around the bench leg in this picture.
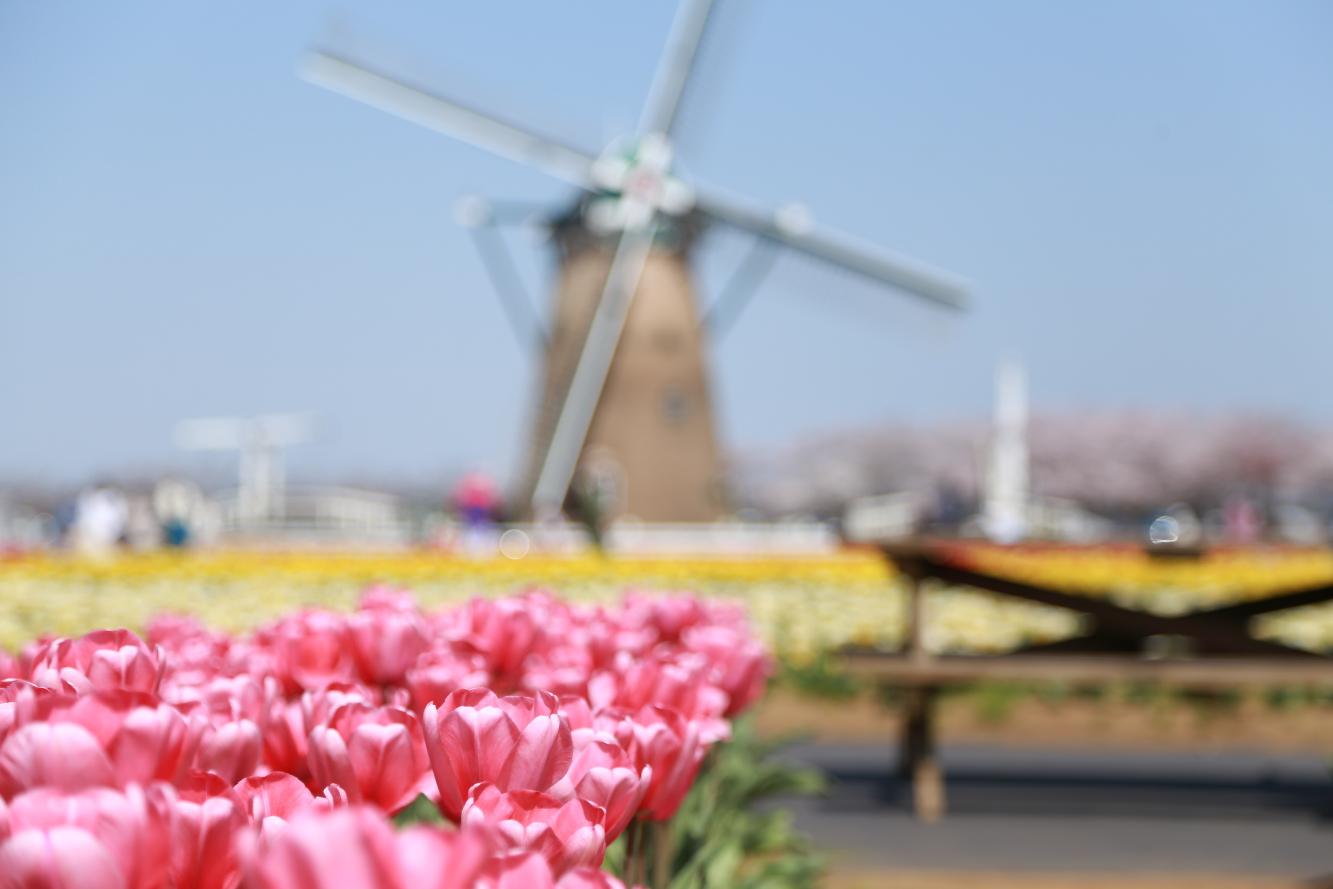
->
[898,686,944,822]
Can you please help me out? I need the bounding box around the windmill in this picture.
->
[174,413,315,524]
[301,0,968,523]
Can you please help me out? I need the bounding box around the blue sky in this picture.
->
[3,1,1331,486]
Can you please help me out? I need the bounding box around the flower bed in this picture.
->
[0,589,785,888]
[3,546,1332,660]
[938,542,1333,611]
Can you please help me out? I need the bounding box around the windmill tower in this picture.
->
[301,0,968,523]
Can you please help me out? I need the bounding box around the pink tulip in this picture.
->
[476,853,642,889]
[167,674,265,721]
[405,648,489,712]
[394,822,496,889]
[607,706,708,822]
[300,682,379,735]
[0,589,774,886]
[553,737,648,843]
[462,784,606,875]
[421,689,572,821]
[620,594,708,644]
[478,853,555,889]
[101,698,199,786]
[177,770,237,802]
[235,773,317,820]
[555,868,639,889]
[346,594,429,687]
[0,826,127,889]
[602,652,728,729]
[256,611,355,694]
[2,690,227,795]
[144,614,211,649]
[682,625,771,717]
[147,616,235,692]
[0,722,116,798]
[357,586,419,613]
[575,607,657,671]
[241,806,401,889]
[26,630,164,697]
[0,680,62,744]
[233,771,335,846]
[1,784,175,889]
[36,692,198,788]
[448,598,545,686]
[194,718,262,784]
[260,696,308,779]
[520,643,596,700]
[307,703,434,813]
[170,791,247,889]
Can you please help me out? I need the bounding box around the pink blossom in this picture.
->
[255,611,354,694]
[345,591,429,687]
[551,735,648,843]
[307,703,434,813]
[422,689,573,821]
[0,826,128,889]
[0,588,771,885]
[241,806,400,889]
[27,630,164,697]
[0,784,175,889]
[682,624,772,717]
[447,597,546,686]
[405,647,489,712]
[170,792,247,889]
[462,784,606,875]
[259,695,307,779]
[0,722,117,797]
[606,706,709,822]
[188,704,262,785]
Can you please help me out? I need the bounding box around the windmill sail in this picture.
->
[300,0,970,523]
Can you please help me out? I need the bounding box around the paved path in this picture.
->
[776,742,1333,878]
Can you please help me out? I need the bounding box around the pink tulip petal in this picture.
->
[0,722,115,797]
[502,715,572,793]
[0,826,127,889]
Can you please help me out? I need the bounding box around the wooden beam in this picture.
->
[901,554,1318,658]
[842,652,1333,688]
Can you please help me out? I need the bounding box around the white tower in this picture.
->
[982,359,1029,543]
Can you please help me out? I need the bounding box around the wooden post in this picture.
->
[895,562,943,820]
[900,685,944,822]
[903,561,927,663]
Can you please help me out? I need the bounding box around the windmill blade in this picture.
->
[638,0,718,136]
[457,197,548,350]
[530,223,659,517]
[175,418,246,451]
[254,413,317,447]
[694,189,969,311]
[301,50,599,188]
[701,233,781,338]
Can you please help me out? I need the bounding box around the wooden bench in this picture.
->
[840,541,1333,822]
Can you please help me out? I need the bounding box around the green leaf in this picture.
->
[392,794,445,827]
[662,715,826,889]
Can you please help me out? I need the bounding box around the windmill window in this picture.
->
[662,388,691,424]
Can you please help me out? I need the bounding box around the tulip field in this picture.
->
[2,545,1332,887]
[4,546,1333,659]
[0,587,795,888]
